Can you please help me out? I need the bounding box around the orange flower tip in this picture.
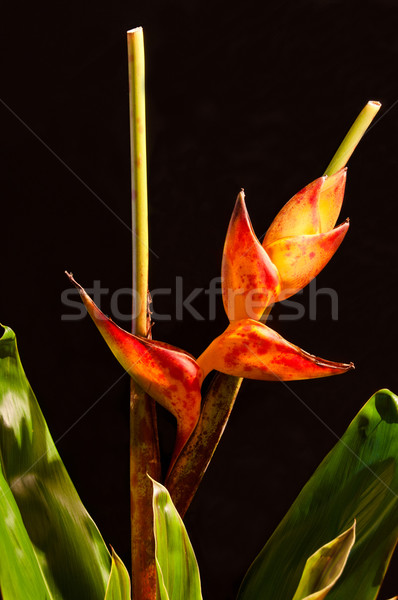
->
[65,271,94,307]
[306,352,355,373]
[322,167,347,189]
[331,166,347,176]
[65,271,82,291]
[235,190,246,212]
[223,192,280,321]
[318,168,348,232]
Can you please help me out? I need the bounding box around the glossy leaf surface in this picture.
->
[104,549,131,600]
[152,478,202,600]
[0,325,111,599]
[292,522,356,600]
[197,319,353,381]
[0,462,54,599]
[237,389,398,600]
[222,190,280,320]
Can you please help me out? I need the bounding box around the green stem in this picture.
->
[129,27,149,333]
[128,27,160,600]
[324,101,381,176]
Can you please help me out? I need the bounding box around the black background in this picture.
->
[1,0,398,598]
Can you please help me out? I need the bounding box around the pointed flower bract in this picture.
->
[66,273,203,468]
[262,169,349,301]
[222,190,280,321]
[197,319,354,381]
[221,169,349,318]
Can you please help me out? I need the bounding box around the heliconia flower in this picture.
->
[221,190,280,321]
[262,169,347,244]
[262,169,349,301]
[265,220,349,301]
[197,318,354,381]
[221,169,349,318]
[66,272,203,469]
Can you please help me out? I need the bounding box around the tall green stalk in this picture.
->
[128,27,160,600]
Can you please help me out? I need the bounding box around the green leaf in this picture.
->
[0,463,54,599]
[104,549,131,599]
[151,477,203,600]
[0,325,111,599]
[292,522,356,600]
[238,389,398,600]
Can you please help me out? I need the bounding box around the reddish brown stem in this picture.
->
[166,372,242,517]
[130,385,160,599]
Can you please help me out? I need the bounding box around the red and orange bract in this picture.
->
[221,169,349,318]
[261,168,349,301]
[262,169,347,243]
[204,168,353,382]
[222,190,280,321]
[266,220,349,301]
[197,319,354,381]
[66,273,203,471]
[67,168,353,470]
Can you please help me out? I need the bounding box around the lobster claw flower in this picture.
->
[262,169,349,301]
[197,319,354,381]
[265,220,349,301]
[66,273,203,469]
[222,190,280,321]
[221,169,349,318]
[262,169,347,243]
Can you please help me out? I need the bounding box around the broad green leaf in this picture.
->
[0,326,111,599]
[0,463,54,599]
[151,477,202,600]
[104,549,131,599]
[292,522,356,600]
[238,389,398,600]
